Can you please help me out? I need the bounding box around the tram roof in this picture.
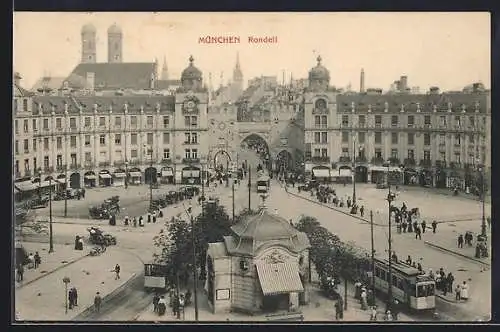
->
[374,257,421,277]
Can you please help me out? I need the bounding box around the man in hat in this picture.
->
[94,292,102,313]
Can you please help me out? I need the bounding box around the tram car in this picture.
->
[255,170,271,194]
[144,262,168,291]
[373,257,435,311]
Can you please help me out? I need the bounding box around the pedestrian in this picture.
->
[72,287,78,306]
[133,216,137,227]
[384,310,393,321]
[428,268,434,279]
[360,205,365,217]
[412,262,417,268]
[158,295,167,316]
[415,226,422,240]
[335,299,343,320]
[458,234,464,248]
[94,292,102,313]
[417,263,423,273]
[460,281,469,301]
[391,251,398,263]
[402,221,407,233]
[147,212,151,223]
[406,255,412,265]
[370,306,378,321]
[392,300,400,320]
[421,220,427,233]
[68,288,74,309]
[78,237,84,250]
[447,272,455,294]
[139,216,144,227]
[16,264,24,282]
[413,221,418,233]
[152,211,157,223]
[124,215,129,226]
[28,253,34,269]
[455,284,461,301]
[153,293,160,313]
[432,220,437,233]
[360,288,368,310]
[34,252,41,269]
[114,264,121,280]
[487,216,491,230]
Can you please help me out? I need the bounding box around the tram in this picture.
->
[373,257,436,311]
[256,171,271,194]
[144,262,168,291]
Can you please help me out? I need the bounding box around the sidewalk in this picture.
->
[15,246,143,321]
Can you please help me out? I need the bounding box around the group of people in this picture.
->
[16,251,42,282]
[68,287,79,309]
[164,289,192,318]
[123,210,162,227]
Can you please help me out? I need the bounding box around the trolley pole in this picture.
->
[386,162,393,310]
[64,165,68,218]
[352,137,357,205]
[149,149,153,212]
[49,177,54,253]
[190,214,199,321]
[248,166,251,211]
[370,210,375,293]
[232,180,235,221]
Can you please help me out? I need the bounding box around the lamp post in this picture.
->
[49,177,54,253]
[148,148,154,212]
[37,168,42,200]
[64,165,68,218]
[386,162,395,310]
[186,204,199,321]
[477,161,487,238]
[124,160,129,189]
[63,276,71,314]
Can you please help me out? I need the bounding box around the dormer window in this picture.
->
[239,259,249,272]
[63,81,69,89]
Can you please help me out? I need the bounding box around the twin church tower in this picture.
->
[81,23,123,64]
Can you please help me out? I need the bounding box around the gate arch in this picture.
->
[355,165,368,183]
[69,173,81,189]
[276,150,293,172]
[145,167,158,184]
[240,133,271,171]
[212,150,232,171]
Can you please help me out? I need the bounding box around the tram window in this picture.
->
[144,264,167,277]
[397,278,404,289]
[417,284,435,297]
[381,271,387,281]
[408,284,416,297]
[392,276,398,287]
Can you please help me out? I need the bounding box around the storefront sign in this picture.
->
[216,289,230,300]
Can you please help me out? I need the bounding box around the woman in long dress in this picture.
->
[460,281,469,301]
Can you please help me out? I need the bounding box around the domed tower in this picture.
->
[181,55,203,91]
[231,52,244,100]
[107,23,123,63]
[308,55,330,92]
[81,24,96,63]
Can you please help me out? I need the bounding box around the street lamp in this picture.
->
[476,160,487,238]
[63,276,70,314]
[148,148,154,212]
[386,165,396,310]
[49,176,54,253]
[124,160,129,189]
[352,136,363,206]
[185,203,199,321]
[64,165,68,218]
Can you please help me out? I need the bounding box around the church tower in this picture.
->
[231,52,244,100]
[161,56,169,80]
[107,23,123,63]
[81,24,96,63]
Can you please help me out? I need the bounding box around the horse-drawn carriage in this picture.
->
[89,196,120,219]
[87,226,117,246]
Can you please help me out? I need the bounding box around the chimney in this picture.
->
[360,68,365,93]
[14,72,22,86]
[400,76,408,91]
[86,72,95,91]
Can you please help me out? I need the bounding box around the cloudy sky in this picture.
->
[14,12,490,91]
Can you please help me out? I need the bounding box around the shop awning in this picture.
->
[370,166,403,172]
[99,173,112,179]
[182,170,193,177]
[256,262,304,296]
[312,169,330,178]
[39,180,57,188]
[191,170,200,177]
[84,175,97,180]
[129,171,142,178]
[339,169,352,177]
[14,181,38,192]
[113,172,126,178]
[162,169,174,177]
[55,178,66,184]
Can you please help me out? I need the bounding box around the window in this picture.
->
[84,117,91,128]
[314,132,320,144]
[33,157,37,171]
[99,117,105,127]
[23,120,29,133]
[375,132,382,144]
[391,149,398,159]
[424,115,431,126]
[84,135,91,147]
[23,99,28,112]
[375,148,382,159]
[341,115,349,127]
[185,149,191,159]
[424,150,431,160]
[163,148,170,159]
[32,139,37,152]
[13,99,18,112]
[163,116,170,128]
[358,115,366,128]
[147,116,153,127]
[391,132,398,144]
[70,136,77,148]
[44,138,49,150]
[408,149,414,160]
[439,116,447,127]
[56,118,62,129]
[191,149,198,159]
[70,117,77,129]
[190,116,198,127]
[424,133,431,146]
[314,148,321,157]
[70,153,77,166]
[455,134,461,146]
[99,151,106,162]
[55,155,62,167]
[407,133,414,145]
[314,116,321,127]
[184,116,191,127]
[130,116,138,128]
[191,132,198,144]
[56,137,62,150]
[115,134,121,145]
[321,132,327,144]
[407,115,414,127]
[131,149,138,158]
[321,115,327,127]
[358,132,365,144]
[84,152,91,162]
[99,134,106,146]
[43,156,49,169]
[147,133,153,145]
[43,118,49,130]
[391,115,398,127]
[439,134,446,146]
[23,139,29,153]
[440,152,446,161]
[417,284,435,297]
[469,134,474,143]
[163,132,170,144]
[321,148,328,157]
[115,116,122,128]
[469,116,475,128]
[375,115,382,128]
[32,119,37,131]
[131,133,138,145]
[185,133,191,144]
[342,131,349,143]
[15,120,18,134]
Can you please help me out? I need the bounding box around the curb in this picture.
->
[72,272,139,320]
[17,253,90,289]
[423,241,490,267]
[436,294,460,304]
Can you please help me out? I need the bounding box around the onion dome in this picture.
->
[107,23,122,34]
[81,23,96,34]
[181,55,202,81]
[308,55,330,81]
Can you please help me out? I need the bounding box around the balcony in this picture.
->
[129,160,141,166]
[338,156,351,163]
[419,159,432,167]
[312,108,329,115]
[183,158,200,164]
[403,158,416,167]
[24,169,32,177]
[98,162,110,167]
[161,159,172,165]
[184,141,199,145]
[450,162,461,169]
[44,166,54,173]
[113,161,125,167]
[70,164,81,170]
[388,157,400,166]
[314,124,328,129]
[355,155,367,163]
[371,157,385,165]
[311,156,330,163]
[56,165,67,172]
[435,160,447,168]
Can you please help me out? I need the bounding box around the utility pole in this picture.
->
[370,210,375,293]
[149,149,153,212]
[201,164,205,199]
[190,212,199,321]
[352,136,357,205]
[49,177,54,253]
[479,165,487,237]
[386,163,393,310]
[232,180,235,221]
[248,166,251,211]
[64,165,68,217]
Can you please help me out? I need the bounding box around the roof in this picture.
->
[108,23,122,34]
[31,77,66,92]
[309,56,330,81]
[256,262,304,295]
[207,242,228,259]
[14,84,32,98]
[181,56,202,81]
[337,92,489,113]
[81,23,96,34]
[66,62,156,90]
[156,79,181,90]
[227,208,310,256]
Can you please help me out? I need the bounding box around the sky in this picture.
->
[13,12,490,92]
